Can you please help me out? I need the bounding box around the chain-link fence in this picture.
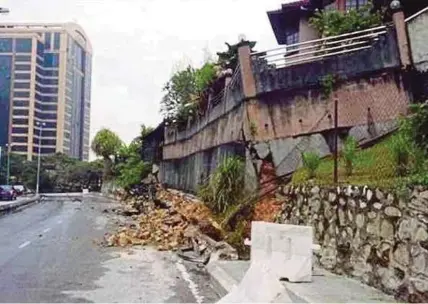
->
[280,72,409,188]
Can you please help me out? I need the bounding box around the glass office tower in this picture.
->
[0,23,92,161]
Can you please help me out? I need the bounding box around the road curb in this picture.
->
[206,262,236,297]
[0,195,40,214]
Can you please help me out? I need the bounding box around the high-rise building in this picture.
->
[0,22,92,161]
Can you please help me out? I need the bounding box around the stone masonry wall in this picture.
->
[277,185,428,302]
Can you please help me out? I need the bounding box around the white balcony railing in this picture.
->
[252,25,387,69]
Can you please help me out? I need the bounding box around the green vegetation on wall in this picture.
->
[198,156,245,214]
[292,102,428,190]
[310,3,382,37]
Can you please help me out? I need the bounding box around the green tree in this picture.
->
[115,142,151,193]
[91,128,122,181]
[160,63,216,124]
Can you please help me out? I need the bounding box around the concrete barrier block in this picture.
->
[251,221,313,283]
[218,261,290,303]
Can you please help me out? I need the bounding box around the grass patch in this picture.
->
[292,136,398,188]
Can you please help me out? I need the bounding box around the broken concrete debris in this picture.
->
[103,188,229,260]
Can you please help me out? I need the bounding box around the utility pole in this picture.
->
[0,146,2,183]
[333,97,339,185]
[6,144,10,185]
[36,121,46,194]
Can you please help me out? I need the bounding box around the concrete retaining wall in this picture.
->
[160,143,245,193]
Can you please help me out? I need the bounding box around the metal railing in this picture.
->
[252,25,387,69]
[405,6,428,22]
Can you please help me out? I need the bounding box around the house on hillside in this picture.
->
[145,1,428,193]
[267,0,428,46]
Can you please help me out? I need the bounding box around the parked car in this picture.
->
[12,185,25,196]
[0,185,17,201]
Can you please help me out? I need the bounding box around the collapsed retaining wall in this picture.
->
[277,184,428,302]
[160,143,245,193]
[157,29,408,193]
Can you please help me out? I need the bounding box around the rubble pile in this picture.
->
[253,194,283,223]
[104,188,225,252]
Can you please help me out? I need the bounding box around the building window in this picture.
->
[14,91,30,98]
[36,94,57,103]
[15,55,31,62]
[36,104,57,111]
[44,87,58,94]
[45,70,59,77]
[54,33,61,50]
[14,82,31,89]
[36,57,43,66]
[15,64,31,71]
[12,136,28,143]
[37,41,44,57]
[41,139,57,146]
[13,100,29,107]
[13,109,29,116]
[12,118,29,125]
[43,121,57,128]
[36,66,44,76]
[12,145,28,152]
[12,127,28,134]
[285,30,299,53]
[15,38,33,53]
[39,113,57,120]
[45,33,51,50]
[42,130,57,137]
[286,31,299,46]
[38,147,56,154]
[0,38,12,52]
[44,53,59,67]
[41,78,58,85]
[14,73,31,80]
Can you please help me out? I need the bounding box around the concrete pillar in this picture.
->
[238,40,259,142]
[238,40,275,142]
[391,0,412,69]
[337,0,346,11]
[237,41,257,99]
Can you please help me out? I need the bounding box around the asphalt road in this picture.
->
[0,197,220,303]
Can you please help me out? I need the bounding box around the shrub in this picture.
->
[302,152,321,179]
[389,132,413,177]
[309,3,382,37]
[343,136,358,176]
[198,156,245,214]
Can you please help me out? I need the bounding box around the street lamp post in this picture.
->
[6,143,10,185]
[35,121,46,194]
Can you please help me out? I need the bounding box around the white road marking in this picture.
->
[176,261,204,304]
[43,228,51,233]
[18,241,31,249]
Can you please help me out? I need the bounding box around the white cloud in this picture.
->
[1,0,287,159]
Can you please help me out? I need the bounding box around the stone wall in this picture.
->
[277,184,428,302]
